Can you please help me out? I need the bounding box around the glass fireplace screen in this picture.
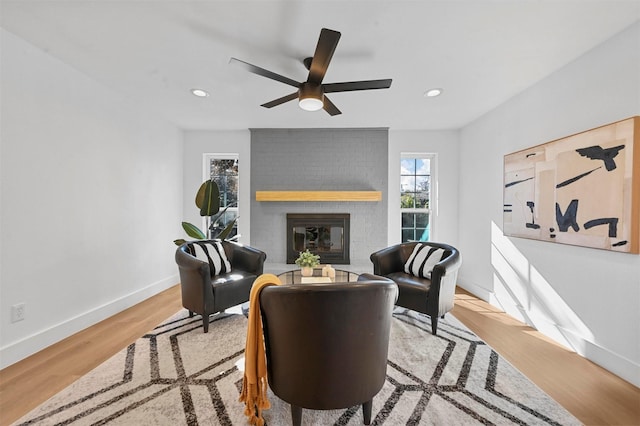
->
[286,213,350,264]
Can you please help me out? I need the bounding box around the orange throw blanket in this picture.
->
[239,273,282,426]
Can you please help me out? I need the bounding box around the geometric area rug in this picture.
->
[13,308,582,425]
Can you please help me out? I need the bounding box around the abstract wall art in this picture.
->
[503,116,640,253]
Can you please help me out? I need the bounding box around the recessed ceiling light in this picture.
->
[424,88,443,97]
[191,88,209,97]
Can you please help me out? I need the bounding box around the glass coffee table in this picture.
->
[277,267,359,284]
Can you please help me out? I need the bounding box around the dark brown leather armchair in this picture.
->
[259,274,398,426]
[370,242,461,335]
[175,240,266,332]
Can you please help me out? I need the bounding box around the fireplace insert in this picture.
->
[286,213,350,264]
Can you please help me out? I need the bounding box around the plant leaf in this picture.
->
[182,222,206,239]
[217,217,238,241]
[208,203,236,228]
[199,180,220,217]
[195,181,207,209]
[174,238,187,246]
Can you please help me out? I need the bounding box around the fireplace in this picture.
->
[286,213,350,264]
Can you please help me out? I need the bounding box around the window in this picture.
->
[204,154,239,239]
[400,155,434,242]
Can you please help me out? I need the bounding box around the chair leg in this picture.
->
[203,314,209,333]
[431,316,438,335]
[188,310,194,318]
[362,400,373,425]
[291,405,302,426]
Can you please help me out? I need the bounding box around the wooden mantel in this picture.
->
[255,190,382,202]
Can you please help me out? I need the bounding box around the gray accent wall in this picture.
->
[250,128,388,265]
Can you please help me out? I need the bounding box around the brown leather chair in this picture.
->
[370,242,461,335]
[175,240,266,332]
[259,274,398,426]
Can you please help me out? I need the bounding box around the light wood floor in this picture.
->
[1,285,638,425]
[452,289,639,426]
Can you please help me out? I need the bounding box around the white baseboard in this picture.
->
[454,279,640,388]
[456,276,492,301]
[0,275,178,370]
[557,324,640,388]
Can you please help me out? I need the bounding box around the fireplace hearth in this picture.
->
[286,213,350,264]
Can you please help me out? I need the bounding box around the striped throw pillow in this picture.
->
[189,241,231,277]
[404,244,446,279]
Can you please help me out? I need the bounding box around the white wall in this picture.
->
[0,29,184,368]
[457,23,640,386]
[182,131,252,244]
[388,130,460,247]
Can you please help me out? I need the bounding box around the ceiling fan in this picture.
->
[229,28,392,116]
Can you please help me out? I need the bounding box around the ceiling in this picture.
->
[1,1,639,131]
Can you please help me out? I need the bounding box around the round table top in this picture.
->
[277,266,359,284]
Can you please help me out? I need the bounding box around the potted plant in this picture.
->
[295,249,320,277]
[174,179,238,246]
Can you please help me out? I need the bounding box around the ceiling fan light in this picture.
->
[298,82,324,111]
[299,97,324,111]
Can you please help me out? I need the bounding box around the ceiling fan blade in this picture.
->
[261,92,299,108]
[307,28,341,85]
[322,96,342,116]
[323,79,393,93]
[229,57,300,88]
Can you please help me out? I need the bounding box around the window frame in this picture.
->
[400,153,437,243]
[202,153,239,239]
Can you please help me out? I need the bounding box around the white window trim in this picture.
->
[202,153,239,239]
[400,153,438,242]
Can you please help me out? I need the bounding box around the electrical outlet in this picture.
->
[11,303,25,323]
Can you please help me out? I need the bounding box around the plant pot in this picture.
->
[300,266,314,277]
